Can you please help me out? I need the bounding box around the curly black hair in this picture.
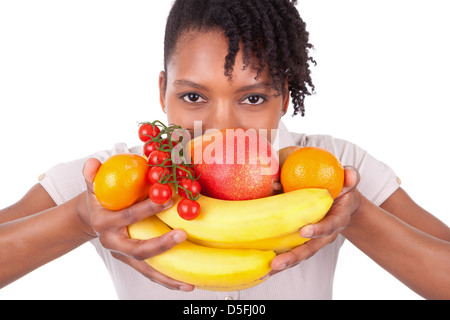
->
[164,0,316,117]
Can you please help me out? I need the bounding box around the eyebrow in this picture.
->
[173,79,209,92]
[173,79,274,94]
[235,82,274,93]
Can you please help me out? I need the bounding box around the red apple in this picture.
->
[187,128,279,200]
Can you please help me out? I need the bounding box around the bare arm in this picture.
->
[271,164,450,299]
[341,188,450,299]
[0,187,93,288]
[0,159,194,291]
[0,184,56,224]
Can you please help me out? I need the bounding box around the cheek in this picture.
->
[165,96,200,129]
[238,102,283,130]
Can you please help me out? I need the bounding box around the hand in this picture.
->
[270,166,361,273]
[78,158,195,292]
[272,179,283,195]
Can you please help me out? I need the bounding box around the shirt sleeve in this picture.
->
[39,143,142,205]
[297,134,401,206]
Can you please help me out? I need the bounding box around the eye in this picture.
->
[181,92,206,103]
[241,95,266,105]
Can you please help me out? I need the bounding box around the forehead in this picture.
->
[166,30,273,86]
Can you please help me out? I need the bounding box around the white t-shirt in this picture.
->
[38,121,400,300]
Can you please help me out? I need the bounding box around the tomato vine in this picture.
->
[138,120,201,220]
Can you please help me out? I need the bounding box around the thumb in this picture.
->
[337,165,360,198]
[83,158,102,194]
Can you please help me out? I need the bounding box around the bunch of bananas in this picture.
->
[127,188,333,291]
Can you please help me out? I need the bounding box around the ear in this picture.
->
[281,89,289,116]
[159,71,167,113]
[281,79,290,116]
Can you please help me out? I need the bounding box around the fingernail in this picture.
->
[179,285,193,292]
[301,227,314,238]
[275,263,286,271]
[163,198,174,209]
[173,231,187,243]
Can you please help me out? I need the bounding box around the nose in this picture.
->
[207,99,242,131]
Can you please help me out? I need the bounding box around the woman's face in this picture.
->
[159,30,288,140]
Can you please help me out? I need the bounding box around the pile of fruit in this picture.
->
[93,120,344,291]
[138,121,202,220]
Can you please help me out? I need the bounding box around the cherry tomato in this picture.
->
[143,140,161,157]
[177,178,201,199]
[177,199,201,220]
[160,138,178,151]
[147,150,160,166]
[139,123,161,142]
[175,165,195,180]
[157,151,172,166]
[148,150,172,166]
[149,183,172,204]
[148,166,171,184]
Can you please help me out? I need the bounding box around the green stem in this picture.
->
[141,120,200,201]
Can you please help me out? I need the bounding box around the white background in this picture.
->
[0,0,449,300]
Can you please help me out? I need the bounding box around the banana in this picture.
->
[156,188,333,243]
[127,216,275,291]
[189,231,309,254]
[201,278,267,292]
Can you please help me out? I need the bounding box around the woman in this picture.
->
[1,0,449,299]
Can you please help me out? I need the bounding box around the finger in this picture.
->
[99,227,187,261]
[92,197,174,232]
[272,181,282,191]
[297,167,359,238]
[300,183,355,239]
[338,166,360,197]
[270,233,339,272]
[83,158,102,194]
[114,197,174,229]
[110,251,194,292]
[272,181,283,195]
[299,196,352,239]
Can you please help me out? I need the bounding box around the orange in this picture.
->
[94,154,150,211]
[280,147,344,199]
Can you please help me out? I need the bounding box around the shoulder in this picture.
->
[278,122,363,162]
[39,143,142,205]
[289,131,363,163]
[284,128,400,206]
